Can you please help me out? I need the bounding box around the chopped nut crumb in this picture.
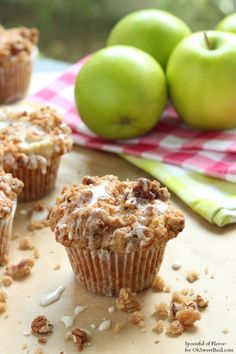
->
[38,336,47,344]
[166,320,184,336]
[33,248,40,259]
[31,316,54,334]
[0,275,13,287]
[128,311,145,326]
[154,302,169,318]
[0,302,7,314]
[116,288,141,313]
[195,295,208,308]
[72,328,88,352]
[0,290,7,302]
[186,271,200,283]
[152,275,170,292]
[5,258,35,279]
[19,237,35,250]
[153,320,164,334]
[176,307,201,326]
[112,322,124,334]
[28,220,49,231]
[53,263,61,270]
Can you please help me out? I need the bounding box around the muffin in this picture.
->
[0,26,38,104]
[0,104,73,202]
[0,170,23,265]
[50,175,185,296]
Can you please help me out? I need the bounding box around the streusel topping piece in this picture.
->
[0,170,23,218]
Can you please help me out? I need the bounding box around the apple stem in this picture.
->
[204,32,212,50]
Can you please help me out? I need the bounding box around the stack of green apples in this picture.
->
[75,10,236,139]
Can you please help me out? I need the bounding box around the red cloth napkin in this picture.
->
[30,56,236,183]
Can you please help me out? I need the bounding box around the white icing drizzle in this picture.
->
[40,285,65,306]
[60,316,74,329]
[88,182,109,205]
[153,200,168,213]
[98,320,111,332]
[74,305,88,316]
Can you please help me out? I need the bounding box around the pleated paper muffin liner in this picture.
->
[0,201,16,266]
[5,156,60,202]
[66,243,166,297]
[0,48,37,104]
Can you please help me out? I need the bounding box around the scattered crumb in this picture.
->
[116,288,141,313]
[176,307,201,326]
[210,274,215,279]
[112,322,124,334]
[0,290,7,303]
[0,302,7,314]
[204,267,208,275]
[186,271,200,283]
[0,275,13,287]
[154,340,160,344]
[5,258,35,279]
[172,262,181,271]
[153,320,164,334]
[28,203,50,231]
[31,316,54,334]
[154,302,169,318]
[53,263,61,270]
[222,329,229,334]
[195,295,208,308]
[166,320,184,336]
[152,275,170,292]
[181,288,194,297]
[11,232,20,240]
[21,344,28,350]
[34,347,44,354]
[33,248,40,259]
[108,305,115,313]
[19,237,35,250]
[38,336,47,344]
[72,328,88,352]
[128,311,145,326]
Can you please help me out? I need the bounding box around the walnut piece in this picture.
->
[166,320,184,336]
[71,328,88,352]
[195,294,208,308]
[31,316,54,334]
[154,302,169,318]
[33,248,40,259]
[128,311,145,326]
[153,320,164,334]
[116,288,141,313]
[186,271,200,283]
[38,336,47,344]
[5,258,34,279]
[0,275,13,287]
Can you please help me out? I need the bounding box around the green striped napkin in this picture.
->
[123,155,236,227]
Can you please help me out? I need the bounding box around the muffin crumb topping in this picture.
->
[116,288,142,313]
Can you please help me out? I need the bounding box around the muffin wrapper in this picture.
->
[66,243,166,297]
[0,202,17,266]
[0,54,35,104]
[5,156,61,202]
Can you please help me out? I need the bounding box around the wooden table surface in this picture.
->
[0,69,235,354]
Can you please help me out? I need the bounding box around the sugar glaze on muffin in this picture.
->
[50,175,185,252]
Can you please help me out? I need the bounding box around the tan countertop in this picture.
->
[0,72,235,354]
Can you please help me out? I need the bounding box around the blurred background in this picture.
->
[1,0,236,62]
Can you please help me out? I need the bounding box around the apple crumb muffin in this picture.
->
[0,104,73,202]
[50,175,185,296]
[0,26,39,103]
[0,171,23,265]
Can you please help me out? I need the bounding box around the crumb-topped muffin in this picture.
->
[50,175,185,296]
[0,104,73,202]
[0,170,23,265]
[0,26,38,103]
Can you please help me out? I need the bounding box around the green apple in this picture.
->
[75,46,167,139]
[166,31,236,130]
[216,13,236,34]
[107,9,191,69]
